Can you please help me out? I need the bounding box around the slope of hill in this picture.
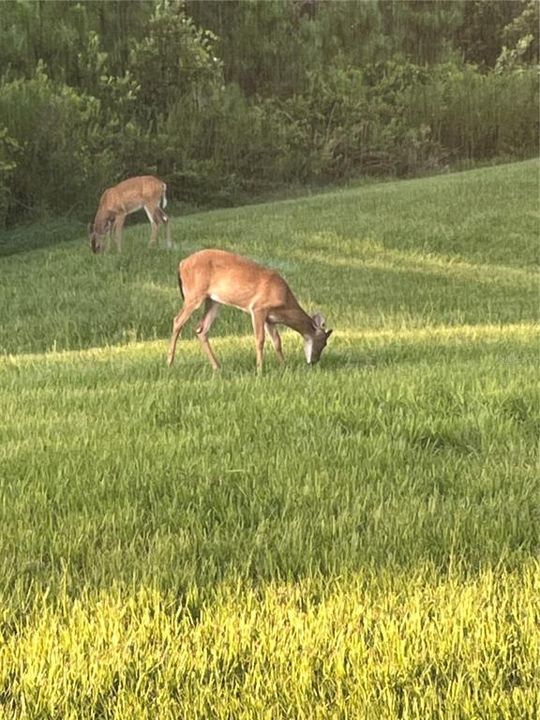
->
[0,159,537,355]
[0,161,538,718]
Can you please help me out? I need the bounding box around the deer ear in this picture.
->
[312,312,326,329]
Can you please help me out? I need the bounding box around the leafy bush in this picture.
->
[404,64,539,162]
[0,66,110,223]
[0,128,19,228]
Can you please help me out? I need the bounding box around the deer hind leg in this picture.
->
[251,310,267,373]
[167,297,203,367]
[155,206,172,248]
[103,218,114,252]
[265,321,285,364]
[113,213,126,252]
[196,299,221,371]
[144,205,159,247]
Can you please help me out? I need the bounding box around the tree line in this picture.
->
[0,0,538,228]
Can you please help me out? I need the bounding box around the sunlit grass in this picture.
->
[1,564,538,719]
[1,160,538,355]
[0,161,538,717]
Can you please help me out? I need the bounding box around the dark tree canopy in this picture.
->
[0,0,537,226]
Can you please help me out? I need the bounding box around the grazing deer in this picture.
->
[89,175,171,253]
[167,249,333,372]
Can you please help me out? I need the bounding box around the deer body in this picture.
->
[90,175,171,252]
[167,249,332,371]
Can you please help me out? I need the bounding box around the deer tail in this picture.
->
[161,182,168,210]
[177,267,184,300]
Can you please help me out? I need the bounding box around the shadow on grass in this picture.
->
[0,218,85,258]
[1,226,537,356]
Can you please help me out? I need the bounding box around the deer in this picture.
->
[89,175,171,253]
[167,249,333,372]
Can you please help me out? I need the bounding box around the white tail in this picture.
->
[167,249,332,372]
[89,175,171,253]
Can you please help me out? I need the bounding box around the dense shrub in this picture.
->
[174,61,538,189]
[404,64,539,163]
[0,67,114,224]
[0,128,20,227]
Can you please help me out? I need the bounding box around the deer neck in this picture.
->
[281,305,315,338]
[93,207,110,234]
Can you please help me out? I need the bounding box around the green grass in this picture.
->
[0,160,538,718]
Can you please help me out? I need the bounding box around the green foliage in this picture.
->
[404,64,539,161]
[0,128,20,228]
[130,0,222,129]
[0,65,107,223]
[0,0,538,224]
[196,61,537,185]
[455,0,522,66]
[501,0,539,65]
[0,0,154,84]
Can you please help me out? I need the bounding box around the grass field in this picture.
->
[0,160,539,718]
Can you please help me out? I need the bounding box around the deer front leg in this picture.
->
[265,321,285,364]
[251,310,267,373]
[196,299,221,371]
[113,213,126,252]
[103,219,113,252]
[167,299,201,367]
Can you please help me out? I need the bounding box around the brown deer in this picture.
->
[167,249,332,372]
[89,175,171,253]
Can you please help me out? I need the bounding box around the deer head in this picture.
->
[304,312,333,364]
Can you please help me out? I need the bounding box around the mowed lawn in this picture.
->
[0,161,538,718]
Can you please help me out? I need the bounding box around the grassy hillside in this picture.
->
[0,161,538,718]
[0,159,537,355]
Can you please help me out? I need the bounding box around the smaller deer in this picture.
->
[89,175,171,253]
[167,249,333,372]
